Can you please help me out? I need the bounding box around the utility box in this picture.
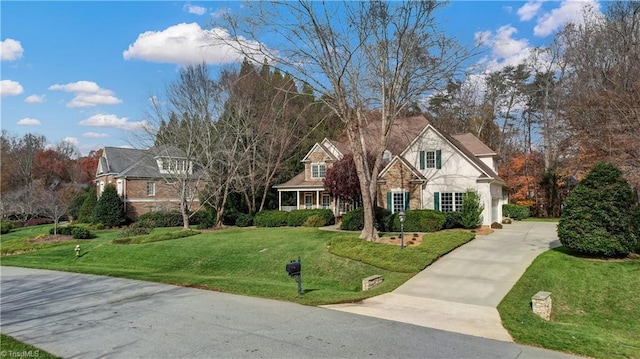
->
[286,260,301,277]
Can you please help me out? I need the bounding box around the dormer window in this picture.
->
[158,158,191,174]
[383,150,392,163]
[311,163,326,179]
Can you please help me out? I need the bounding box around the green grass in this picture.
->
[0,226,474,306]
[498,247,640,359]
[0,224,120,255]
[0,334,61,359]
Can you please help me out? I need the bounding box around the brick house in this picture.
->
[274,116,508,226]
[95,146,206,220]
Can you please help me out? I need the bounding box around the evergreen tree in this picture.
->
[77,186,97,223]
[93,184,124,227]
[558,162,639,257]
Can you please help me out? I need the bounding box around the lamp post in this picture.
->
[399,211,405,250]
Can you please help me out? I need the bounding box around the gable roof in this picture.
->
[378,155,426,182]
[451,133,497,157]
[96,146,193,179]
[301,141,339,162]
[401,124,505,185]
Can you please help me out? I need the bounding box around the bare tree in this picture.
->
[217,1,467,240]
[148,64,223,229]
[557,1,640,188]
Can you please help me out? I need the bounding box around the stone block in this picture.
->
[362,275,384,291]
[531,291,552,320]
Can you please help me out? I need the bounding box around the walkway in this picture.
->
[323,221,561,342]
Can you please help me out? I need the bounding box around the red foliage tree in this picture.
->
[324,153,377,205]
[33,149,73,186]
[76,149,102,184]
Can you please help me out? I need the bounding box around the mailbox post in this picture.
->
[399,211,405,249]
[285,256,302,296]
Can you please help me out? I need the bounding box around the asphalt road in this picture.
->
[0,266,580,359]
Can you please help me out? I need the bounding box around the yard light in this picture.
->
[399,211,405,250]
[75,245,81,258]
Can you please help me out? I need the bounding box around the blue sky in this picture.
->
[1,1,602,156]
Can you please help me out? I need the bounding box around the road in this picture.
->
[0,266,580,358]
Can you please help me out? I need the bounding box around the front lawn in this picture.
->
[0,334,60,359]
[0,226,474,306]
[498,247,640,359]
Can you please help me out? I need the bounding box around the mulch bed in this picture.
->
[26,235,75,243]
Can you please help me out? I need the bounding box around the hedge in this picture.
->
[340,207,391,232]
[389,210,446,232]
[502,204,531,220]
[254,210,289,227]
[286,209,334,227]
[1,221,14,234]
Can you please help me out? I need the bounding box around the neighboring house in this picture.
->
[274,116,508,226]
[94,146,205,220]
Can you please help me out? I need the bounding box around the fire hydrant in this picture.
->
[75,245,81,258]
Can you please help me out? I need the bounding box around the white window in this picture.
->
[116,180,123,196]
[441,192,464,212]
[147,182,156,196]
[383,150,392,163]
[304,193,313,209]
[311,163,326,179]
[322,194,330,209]
[425,151,436,168]
[392,192,405,214]
[159,158,190,174]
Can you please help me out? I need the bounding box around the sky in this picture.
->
[0,0,602,156]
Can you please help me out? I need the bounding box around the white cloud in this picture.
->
[475,25,533,73]
[534,0,601,37]
[61,137,80,148]
[0,79,24,97]
[82,132,110,138]
[17,118,41,126]
[79,113,149,131]
[123,23,266,65]
[517,1,543,21]
[24,94,46,103]
[48,80,122,107]
[1,38,24,61]
[184,3,207,15]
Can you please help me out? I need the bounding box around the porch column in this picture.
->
[278,190,282,211]
[296,191,300,210]
[317,191,320,209]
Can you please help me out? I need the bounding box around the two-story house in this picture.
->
[274,116,508,226]
[95,146,205,220]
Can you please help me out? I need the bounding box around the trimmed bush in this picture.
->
[286,209,335,227]
[72,227,92,239]
[254,210,289,227]
[443,211,463,229]
[235,213,254,227]
[50,225,76,235]
[1,221,14,234]
[137,210,183,228]
[557,162,639,257]
[502,204,531,220]
[390,210,446,232]
[120,219,155,238]
[304,215,326,227]
[340,207,391,231]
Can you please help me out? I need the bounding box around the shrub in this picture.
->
[93,184,125,227]
[304,215,326,227]
[502,204,531,220]
[1,221,14,234]
[461,190,484,229]
[72,227,92,239]
[557,162,639,257]
[50,225,76,235]
[120,219,155,238]
[286,209,334,227]
[137,210,183,228]
[340,207,391,231]
[443,211,463,229]
[67,191,87,221]
[235,213,254,227]
[254,210,289,227]
[189,210,209,226]
[25,218,54,227]
[390,210,446,232]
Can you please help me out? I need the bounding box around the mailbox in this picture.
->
[286,260,301,276]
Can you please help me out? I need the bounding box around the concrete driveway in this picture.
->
[323,221,561,342]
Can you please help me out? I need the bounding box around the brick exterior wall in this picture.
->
[304,152,331,182]
[377,161,421,210]
[96,177,203,220]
